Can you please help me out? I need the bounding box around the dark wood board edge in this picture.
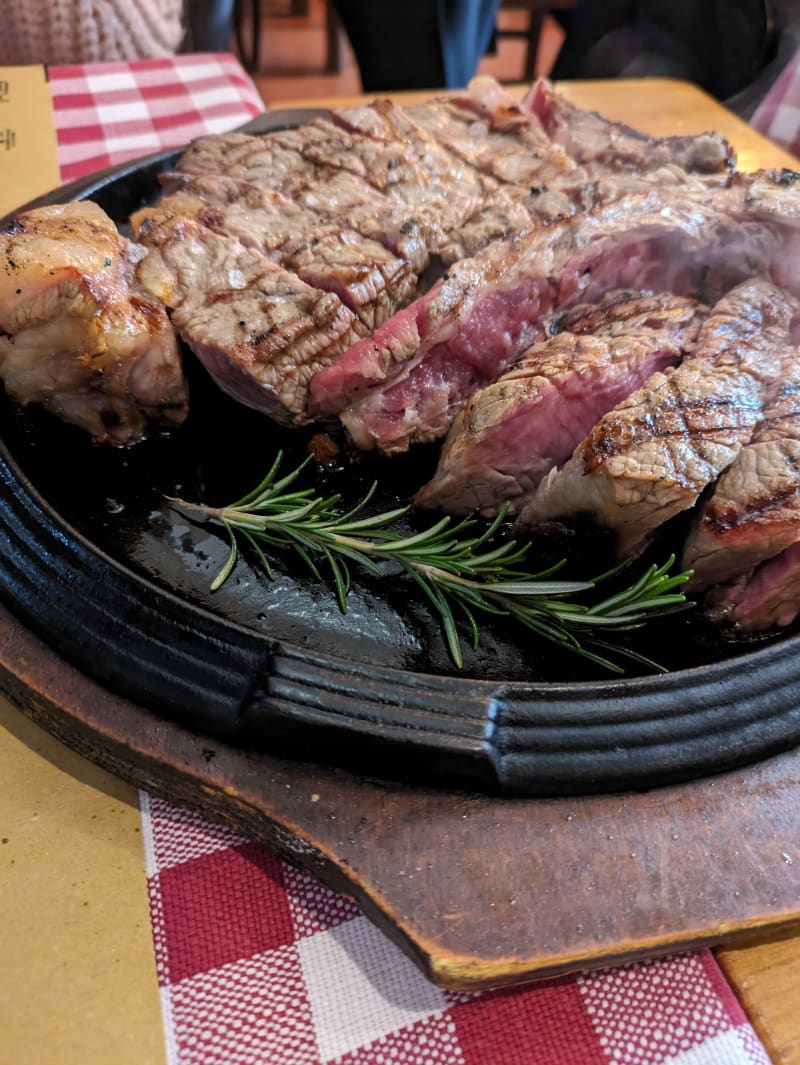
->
[2,598,800,990]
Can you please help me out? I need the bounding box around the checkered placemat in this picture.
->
[48,52,264,181]
[751,47,800,158]
[141,793,770,1065]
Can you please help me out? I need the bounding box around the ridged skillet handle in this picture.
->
[238,646,503,788]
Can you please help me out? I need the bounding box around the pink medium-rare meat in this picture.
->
[515,280,796,558]
[705,540,800,631]
[682,346,800,590]
[136,215,364,423]
[0,201,187,444]
[414,291,707,516]
[312,187,768,453]
[524,79,735,178]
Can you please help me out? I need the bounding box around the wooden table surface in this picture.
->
[2,77,799,1065]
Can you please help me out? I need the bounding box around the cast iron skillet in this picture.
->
[2,110,800,796]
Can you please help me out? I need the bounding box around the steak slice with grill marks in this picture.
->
[682,345,800,591]
[172,112,492,262]
[312,187,778,454]
[133,177,419,333]
[341,78,575,189]
[515,280,797,558]
[0,202,187,444]
[137,216,365,424]
[414,291,707,516]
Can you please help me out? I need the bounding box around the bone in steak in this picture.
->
[137,79,760,442]
[414,290,707,516]
[515,280,797,558]
[0,202,187,444]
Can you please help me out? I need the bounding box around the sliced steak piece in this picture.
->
[682,347,800,590]
[170,112,489,263]
[133,178,418,332]
[134,175,327,257]
[401,77,576,188]
[171,130,319,193]
[288,170,431,272]
[312,187,770,453]
[0,202,187,444]
[137,216,364,424]
[524,79,735,178]
[160,168,431,275]
[415,291,706,516]
[258,114,492,253]
[705,540,800,631]
[515,280,796,557]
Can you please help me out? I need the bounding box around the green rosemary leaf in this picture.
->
[171,454,692,674]
[240,528,274,581]
[209,526,239,592]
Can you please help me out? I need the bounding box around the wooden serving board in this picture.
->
[3,600,800,991]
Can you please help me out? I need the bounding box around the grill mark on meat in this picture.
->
[414,290,706,516]
[133,176,420,333]
[584,387,759,478]
[317,187,775,453]
[682,344,800,594]
[136,215,365,423]
[174,111,493,261]
[515,280,794,558]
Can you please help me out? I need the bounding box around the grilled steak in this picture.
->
[133,178,418,333]
[172,112,492,261]
[140,80,767,450]
[315,187,778,454]
[682,347,800,590]
[0,202,187,444]
[515,280,797,557]
[415,291,706,516]
[524,79,735,178]
[138,216,364,423]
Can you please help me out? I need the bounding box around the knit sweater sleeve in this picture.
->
[0,0,185,65]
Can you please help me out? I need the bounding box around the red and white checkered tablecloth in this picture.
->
[48,52,264,181]
[752,47,800,159]
[141,793,770,1065]
[46,53,774,1065]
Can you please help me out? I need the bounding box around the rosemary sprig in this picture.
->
[169,452,692,674]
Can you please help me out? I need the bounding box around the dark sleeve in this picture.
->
[552,0,775,101]
[331,0,501,91]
